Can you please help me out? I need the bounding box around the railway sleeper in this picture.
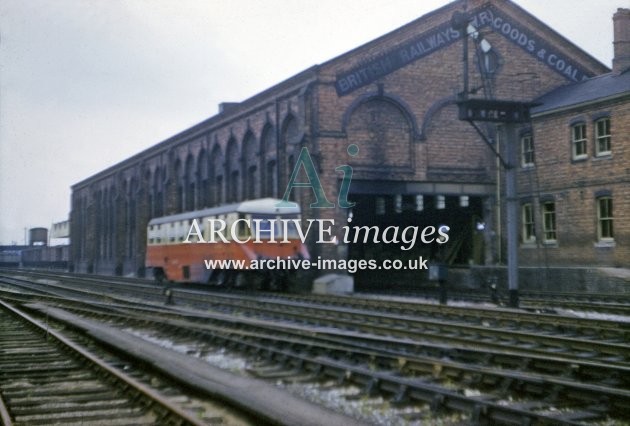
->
[546,410,602,423]
[3,389,115,406]
[122,302,630,410]
[320,357,614,425]
[364,377,381,397]
[387,384,409,406]
[249,366,303,380]
[16,407,153,426]
[610,399,630,418]
[9,398,134,416]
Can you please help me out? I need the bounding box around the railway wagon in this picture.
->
[20,245,70,269]
[145,198,310,289]
[0,247,24,267]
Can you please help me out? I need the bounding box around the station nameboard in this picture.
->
[335,4,594,96]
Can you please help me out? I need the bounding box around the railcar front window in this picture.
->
[252,217,273,239]
[251,214,301,240]
[279,220,300,239]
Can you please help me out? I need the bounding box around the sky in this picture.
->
[0,0,623,245]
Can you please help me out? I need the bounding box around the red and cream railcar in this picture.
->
[145,198,309,287]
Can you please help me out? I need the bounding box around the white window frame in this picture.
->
[595,117,611,156]
[571,123,587,160]
[520,134,534,167]
[521,203,535,243]
[542,201,557,243]
[597,197,614,241]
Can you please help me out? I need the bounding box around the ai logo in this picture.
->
[276,144,359,209]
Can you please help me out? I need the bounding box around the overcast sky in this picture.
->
[0,0,622,245]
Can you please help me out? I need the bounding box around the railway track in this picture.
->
[0,299,220,426]
[5,273,629,371]
[7,267,630,318]
[2,272,629,372]
[26,297,630,424]
[152,290,630,365]
[0,278,369,426]
[4,270,628,338]
[7,267,630,312]
[363,285,630,316]
[251,292,630,338]
[1,271,629,424]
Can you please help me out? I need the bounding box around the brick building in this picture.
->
[518,8,630,268]
[70,0,627,284]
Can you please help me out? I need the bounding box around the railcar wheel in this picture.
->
[214,269,233,287]
[269,271,289,292]
[153,268,166,285]
[234,272,249,288]
[249,272,268,291]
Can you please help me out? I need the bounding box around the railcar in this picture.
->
[145,198,310,289]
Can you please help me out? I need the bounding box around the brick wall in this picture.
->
[518,98,630,266]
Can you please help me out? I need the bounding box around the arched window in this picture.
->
[346,98,412,169]
[107,186,115,258]
[242,132,259,199]
[197,149,209,208]
[126,178,138,258]
[226,138,240,202]
[184,154,195,211]
[152,167,164,217]
[210,144,224,206]
[281,115,300,193]
[261,124,277,198]
[173,159,185,213]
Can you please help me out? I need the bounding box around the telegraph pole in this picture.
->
[451,11,537,308]
[504,123,519,307]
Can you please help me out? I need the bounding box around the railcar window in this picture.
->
[251,214,301,239]
[252,216,272,239]
[237,214,250,237]
[280,220,300,239]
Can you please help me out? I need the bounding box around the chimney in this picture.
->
[218,102,239,114]
[613,8,630,74]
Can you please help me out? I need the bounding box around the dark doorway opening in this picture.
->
[347,193,484,290]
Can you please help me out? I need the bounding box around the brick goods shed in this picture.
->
[70,0,629,289]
